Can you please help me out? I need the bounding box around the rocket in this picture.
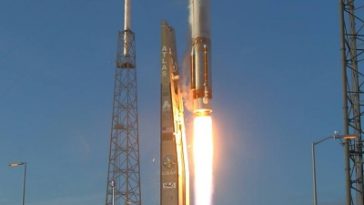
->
[190,0,212,116]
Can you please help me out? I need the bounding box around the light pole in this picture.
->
[9,162,27,205]
[312,134,357,205]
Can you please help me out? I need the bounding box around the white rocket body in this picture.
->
[190,0,212,116]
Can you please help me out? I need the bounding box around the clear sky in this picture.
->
[0,0,346,205]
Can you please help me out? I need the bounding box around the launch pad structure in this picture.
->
[339,1,364,205]
[105,0,141,205]
[160,21,190,205]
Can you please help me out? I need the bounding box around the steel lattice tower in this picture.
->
[105,0,141,205]
[339,1,364,205]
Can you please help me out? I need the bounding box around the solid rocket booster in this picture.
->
[190,0,212,116]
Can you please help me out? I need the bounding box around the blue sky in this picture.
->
[0,0,346,205]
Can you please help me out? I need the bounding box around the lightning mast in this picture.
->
[339,1,364,205]
[105,0,141,205]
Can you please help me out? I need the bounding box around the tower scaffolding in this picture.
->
[339,1,364,205]
[105,0,141,205]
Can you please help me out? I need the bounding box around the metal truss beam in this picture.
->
[340,1,364,205]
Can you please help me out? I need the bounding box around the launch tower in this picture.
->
[105,0,141,205]
[160,21,190,205]
[339,1,364,205]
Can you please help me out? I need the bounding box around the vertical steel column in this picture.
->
[339,1,364,205]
